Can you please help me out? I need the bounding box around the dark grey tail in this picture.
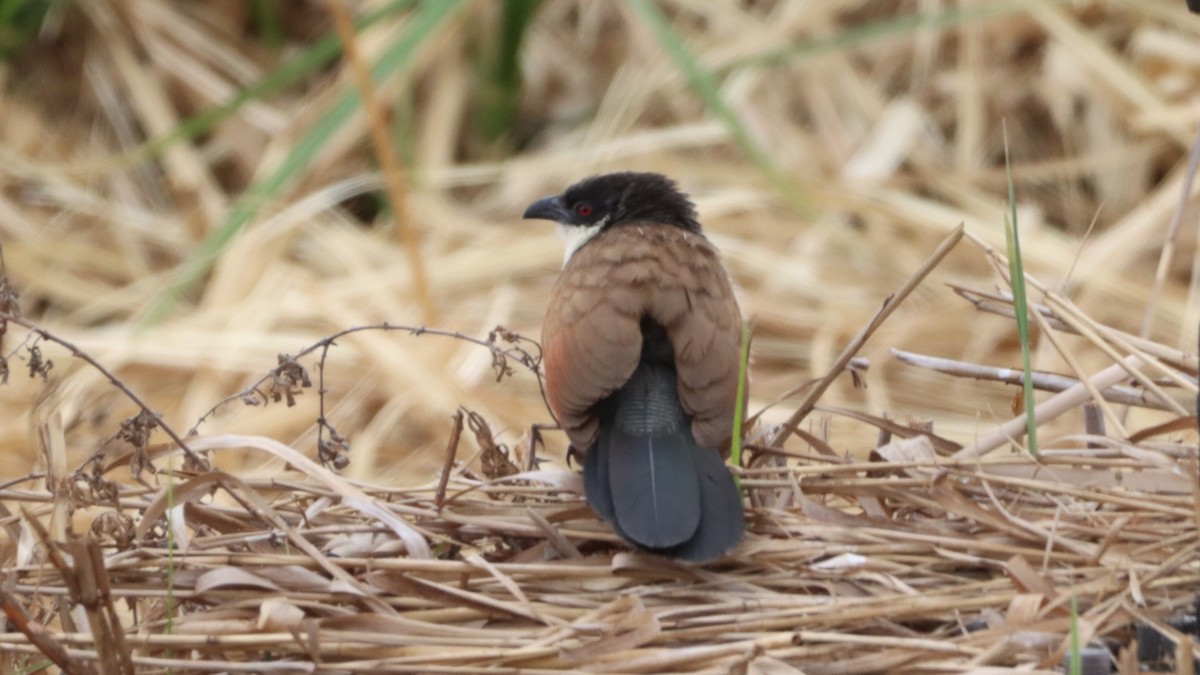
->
[583,358,744,562]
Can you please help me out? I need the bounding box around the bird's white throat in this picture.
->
[556,218,608,266]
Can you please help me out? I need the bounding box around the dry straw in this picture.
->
[0,1,1197,672]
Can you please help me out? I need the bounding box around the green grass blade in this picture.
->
[1068,589,1081,675]
[474,0,542,144]
[143,0,462,324]
[627,0,807,212]
[249,0,285,50]
[0,0,56,59]
[130,0,415,170]
[729,322,751,490]
[1003,123,1038,456]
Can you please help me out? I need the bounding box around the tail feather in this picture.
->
[582,358,744,562]
[582,431,615,521]
[656,443,745,562]
[605,425,700,548]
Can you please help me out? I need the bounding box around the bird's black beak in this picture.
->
[523,195,570,222]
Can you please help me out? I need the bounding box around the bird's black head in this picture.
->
[523,172,701,235]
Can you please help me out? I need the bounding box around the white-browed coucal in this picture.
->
[523,171,745,562]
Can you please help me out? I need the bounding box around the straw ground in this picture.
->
[0,2,1197,672]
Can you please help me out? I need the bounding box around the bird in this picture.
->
[523,171,746,562]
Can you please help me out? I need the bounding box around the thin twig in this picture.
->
[188,323,546,436]
[772,223,964,446]
[952,285,1199,373]
[963,230,1195,415]
[891,349,1187,412]
[955,356,1147,458]
[436,408,465,511]
[0,312,206,471]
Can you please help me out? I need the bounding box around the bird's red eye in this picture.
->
[574,202,593,217]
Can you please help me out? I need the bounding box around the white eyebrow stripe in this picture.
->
[555,215,610,266]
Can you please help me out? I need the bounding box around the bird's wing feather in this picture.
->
[646,232,743,450]
[542,246,642,449]
[542,224,743,451]
[657,437,745,561]
[605,413,701,548]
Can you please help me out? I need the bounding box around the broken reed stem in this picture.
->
[72,537,135,675]
[436,408,465,511]
[963,230,1195,415]
[952,285,1199,373]
[1025,287,1131,439]
[772,223,964,447]
[1045,295,1191,414]
[325,0,437,325]
[953,226,1200,457]
[158,464,402,614]
[890,349,1187,412]
[956,356,1146,458]
[0,589,85,674]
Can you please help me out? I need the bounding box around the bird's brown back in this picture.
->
[542,222,743,451]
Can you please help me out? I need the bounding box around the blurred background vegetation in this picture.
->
[0,0,1196,484]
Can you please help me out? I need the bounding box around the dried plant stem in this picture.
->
[773,223,964,446]
[326,0,436,324]
[891,349,1188,412]
[0,589,87,674]
[953,285,1199,373]
[1025,291,1130,439]
[1047,296,1192,413]
[956,356,1146,458]
[189,323,544,437]
[436,408,465,511]
[964,232,1195,415]
[1141,125,1200,339]
[0,312,206,470]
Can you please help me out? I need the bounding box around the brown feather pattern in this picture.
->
[542,222,743,451]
